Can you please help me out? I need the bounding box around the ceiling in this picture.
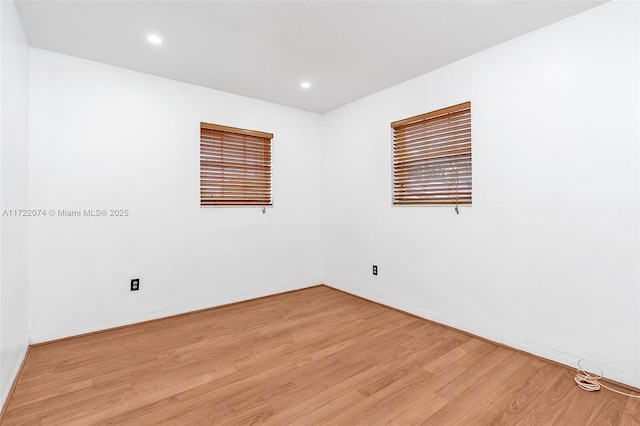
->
[15,0,606,114]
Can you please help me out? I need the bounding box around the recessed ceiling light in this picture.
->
[147,34,163,45]
[300,81,311,89]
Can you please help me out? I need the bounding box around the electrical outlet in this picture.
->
[373,265,378,276]
[131,278,139,291]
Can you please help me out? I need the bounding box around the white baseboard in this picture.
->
[326,282,640,389]
[0,344,29,412]
[30,283,318,344]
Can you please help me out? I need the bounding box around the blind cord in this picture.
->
[454,154,460,215]
[575,359,640,398]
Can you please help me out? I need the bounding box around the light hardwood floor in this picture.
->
[2,285,638,425]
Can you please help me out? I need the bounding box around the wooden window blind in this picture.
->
[391,101,471,206]
[200,122,273,207]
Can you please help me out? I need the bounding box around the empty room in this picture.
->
[1,0,639,424]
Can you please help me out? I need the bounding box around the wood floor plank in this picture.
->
[510,370,572,426]
[421,351,531,425]
[621,397,640,426]
[2,285,637,425]
[585,391,628,425]
[472,362,563,424]
[266,364,386,424]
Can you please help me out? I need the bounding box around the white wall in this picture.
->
[0,0,30,406]
[322,1,639,387]
[28,50,324,342]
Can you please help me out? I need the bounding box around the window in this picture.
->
[391,101,471,206]
[200,122,273,207]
